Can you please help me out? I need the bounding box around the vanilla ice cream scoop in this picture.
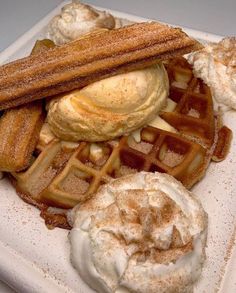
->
[47,63,169,142]
[47,0,116,45]
[188,37,236,111]
[69,172,207,293]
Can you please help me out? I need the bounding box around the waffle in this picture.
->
[9,57,232,229]
[160,57,215,147]
[161,57,232,158]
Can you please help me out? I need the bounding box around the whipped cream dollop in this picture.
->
[69,172,207,293]
[47,0,116,45]
[188,37,236,111]
[47,63,169,142]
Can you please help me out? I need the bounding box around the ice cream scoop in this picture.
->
[47,62,169,142]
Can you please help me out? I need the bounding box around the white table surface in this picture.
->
[0,0,235,292]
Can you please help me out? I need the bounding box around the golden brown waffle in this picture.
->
[161,57,215,148]
[9,57,232,229]
[12,125,208,210]
[161,57,232,159]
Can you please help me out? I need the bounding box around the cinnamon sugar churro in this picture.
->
[0,40,53,171]
[0,101,44,171]
[0,22,202,110]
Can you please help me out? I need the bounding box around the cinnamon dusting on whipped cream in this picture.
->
[47,0,115,45]
[188,37,236,111]
[69,172,207,293]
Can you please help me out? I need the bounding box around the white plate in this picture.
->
[0,2,235,293]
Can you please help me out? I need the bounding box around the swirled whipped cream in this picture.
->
[47,0,115,45]
[69,172,207,293]
[188,37,236,111]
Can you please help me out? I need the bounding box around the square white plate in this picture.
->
[0,2,235,293]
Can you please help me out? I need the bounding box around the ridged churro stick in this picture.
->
[0,40,54,171]
[0,22,202,110]
[0,101,45,171]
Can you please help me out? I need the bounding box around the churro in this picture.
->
[0,101,44,171]
[0,22,202,110]
[0,40,53,171]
